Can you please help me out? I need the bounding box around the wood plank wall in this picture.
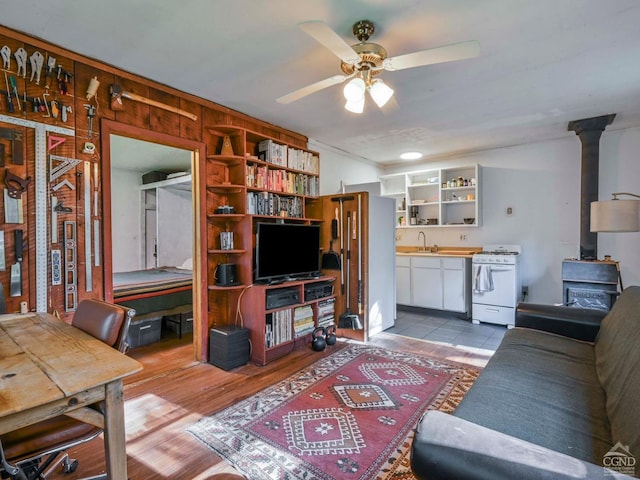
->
[0,25,309,330]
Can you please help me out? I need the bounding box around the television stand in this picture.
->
[241,275,338,365]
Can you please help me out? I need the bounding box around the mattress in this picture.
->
[113,267,192,298]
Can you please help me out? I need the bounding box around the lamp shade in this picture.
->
[343,77,365,102]
[344,97,365,113]
[369,79,394,107]
[590,199,640,232]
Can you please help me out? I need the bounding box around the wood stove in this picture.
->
[562,260,619,311]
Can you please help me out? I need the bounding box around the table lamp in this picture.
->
[591,192,640,232]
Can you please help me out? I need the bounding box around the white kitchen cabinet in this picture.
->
[410,256,442,309]
[442,257,469,313]
[398,255,471,316]
[396,256,411,305]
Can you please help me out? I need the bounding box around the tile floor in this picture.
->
[384,307,508,351]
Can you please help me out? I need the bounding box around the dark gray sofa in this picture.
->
[411,285,640,480]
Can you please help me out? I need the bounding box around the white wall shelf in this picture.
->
[380,165,481,228]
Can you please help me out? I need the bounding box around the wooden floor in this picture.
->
[46,331,493,480]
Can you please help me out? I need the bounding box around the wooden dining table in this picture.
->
[0,312,143,479]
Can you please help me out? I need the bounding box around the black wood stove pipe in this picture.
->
[567,114,616,260]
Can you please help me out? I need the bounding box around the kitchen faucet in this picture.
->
[418,231,427,251]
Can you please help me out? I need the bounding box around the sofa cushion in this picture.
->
[454,328,611,463]
[594,285,640,465]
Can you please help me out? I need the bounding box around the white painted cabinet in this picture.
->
[442,258,467,313]
[410,256,442,309]
[397,255,471,316]
[380,164,481,228]
[396,256,412,305]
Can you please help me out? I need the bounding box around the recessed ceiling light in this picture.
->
[400,151,423,160]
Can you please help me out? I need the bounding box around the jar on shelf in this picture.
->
[457,176,463,187]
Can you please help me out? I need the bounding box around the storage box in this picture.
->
[163,311,193,338]
[142,171,168,184]
[209,326,250,370]
[126,315,162,348]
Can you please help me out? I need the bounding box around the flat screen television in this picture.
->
[255,222,321,283]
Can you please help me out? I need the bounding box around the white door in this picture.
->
[367,195,396,335]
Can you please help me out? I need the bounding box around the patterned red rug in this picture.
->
[187,344,480,480]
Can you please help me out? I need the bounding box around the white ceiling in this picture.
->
[4,0,640,167]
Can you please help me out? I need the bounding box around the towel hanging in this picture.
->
[473,264,494,293]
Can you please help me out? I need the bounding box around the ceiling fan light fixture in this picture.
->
[368,79,394,108]
[343,77,366,102]
[345,97,365,114]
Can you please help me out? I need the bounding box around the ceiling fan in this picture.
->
[277,20,480,113]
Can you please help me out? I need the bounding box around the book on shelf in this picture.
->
[265,309,292,347]
[257,140,287,167]
[246,191,303,217]
[287,146,319,175]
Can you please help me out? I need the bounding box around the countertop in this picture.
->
[396,246,482,258]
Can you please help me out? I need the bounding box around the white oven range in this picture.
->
[472,245,522,328]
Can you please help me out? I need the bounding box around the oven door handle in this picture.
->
[489,266,514,272]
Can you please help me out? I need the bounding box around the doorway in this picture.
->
[100,120,207,361]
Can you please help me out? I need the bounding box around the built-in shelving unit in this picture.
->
[380,164,481,227]
[204,125,322,362]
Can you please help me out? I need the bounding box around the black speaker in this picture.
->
[209,326,250,370]
[215,263,237,286]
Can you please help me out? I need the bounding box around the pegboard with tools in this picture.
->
[0,28,103,317]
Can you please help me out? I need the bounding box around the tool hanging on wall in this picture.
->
[4,169,31,197]
[331,195,354,294]
[49,154,81,181]
[4,72,14,113]
[3,170,30,225]
[84,161,92,292]
[50,197,75,246]
[1,45,11,70]
[0,128,24,165]
[84,104,96,138]
[93,219,100,267]
[51,197,60,244]
[58,67,72,95]
[29,51,44,84]
[0,231,5,272]
[86,76,100,101]
[48,135,66,151]
[110,83,198,121]
[339,211,362,329]
[9,76,21,111]
[14,48,27,78]
[51,249,62,285]
[10,229,23,297]
[44,55,56,89]
[63,221,77,311]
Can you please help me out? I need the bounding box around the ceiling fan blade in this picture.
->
[277,75,349,104]
[299,21,360,65]
[383,40,480,71]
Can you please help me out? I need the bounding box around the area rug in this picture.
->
[187,344,480,480]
